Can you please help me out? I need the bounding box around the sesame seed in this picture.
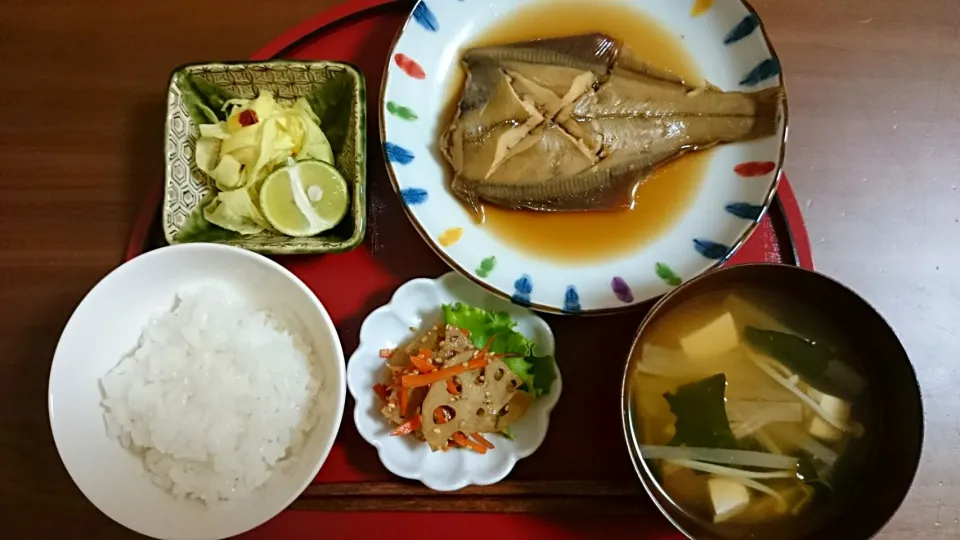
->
[420,336,427,343]
[387,403,396,408]
[484,391,491,397]
[504,404,510,412]
[479,376,485,382]
[432,428,441,434]
[450,397,457,403]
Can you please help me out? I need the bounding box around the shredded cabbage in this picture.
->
[194,91,334,234]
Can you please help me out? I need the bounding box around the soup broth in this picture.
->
[440,0,710,263]
[629,288,872,538]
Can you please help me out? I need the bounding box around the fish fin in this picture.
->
[744,86,785,140]
[704,79,723,92]
[451,176,487,222]
[614,45,688,85]
[465,34,620,74]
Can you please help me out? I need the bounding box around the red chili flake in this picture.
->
[394,54,426,80]
[379,348,395,358]
[734,161,777,177]
[238,109,259,127]
[372,383,390,402]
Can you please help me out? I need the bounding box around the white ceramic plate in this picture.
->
[381,0,786,313]
[48,244,346,540]
[347,271,561,491]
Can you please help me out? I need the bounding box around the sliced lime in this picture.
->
[259,160,349,237]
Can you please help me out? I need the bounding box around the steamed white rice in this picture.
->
[100,285,322,503]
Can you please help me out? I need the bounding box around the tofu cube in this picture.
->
[680,312,740,359]
[708,477,751,523]
[808,392,851,442]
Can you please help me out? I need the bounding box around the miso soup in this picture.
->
[628,288,872,539]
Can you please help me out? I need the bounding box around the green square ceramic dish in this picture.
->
[163,61,366,254]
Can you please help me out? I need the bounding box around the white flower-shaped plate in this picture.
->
[381,0,786,314]
[347,272,561,491]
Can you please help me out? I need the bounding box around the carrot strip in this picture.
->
[466,357,487,370]
[402,357,488,388]
[433,406,453,425]
[410,354,435,373]
[379,348,395,358]
[390,415,421,436]
[446,379,459,395]
[399,387,409,417]
[471,432,495,450]
[452,432,487,454]
[481,335,496,355]
[372,383,389,402]
[474,334,498,364]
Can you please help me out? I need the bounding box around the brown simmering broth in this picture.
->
[629,288,873,539]
[440,0,710,263]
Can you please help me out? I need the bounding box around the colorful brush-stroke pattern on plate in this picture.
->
[611,277,635,304]
[476,256,496,278]
[512,275,533,306]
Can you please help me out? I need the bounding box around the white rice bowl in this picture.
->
[48,244,346,540]
[100,286,322,504]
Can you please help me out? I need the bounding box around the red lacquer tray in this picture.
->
[126,0,813,537]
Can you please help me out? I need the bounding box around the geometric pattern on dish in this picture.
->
[163,61,367,254]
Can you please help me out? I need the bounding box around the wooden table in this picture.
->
[1,0,954,537]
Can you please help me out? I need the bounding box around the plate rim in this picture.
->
[379,0,789,315]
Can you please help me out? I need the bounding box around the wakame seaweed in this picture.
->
[744,327,864,399]
[664,373,738,449]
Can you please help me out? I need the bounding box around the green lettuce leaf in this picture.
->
[442,303,556,397]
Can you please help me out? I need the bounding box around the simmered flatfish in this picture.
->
[441,33,785,212]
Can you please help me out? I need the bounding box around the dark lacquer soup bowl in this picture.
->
[621,263,923,540]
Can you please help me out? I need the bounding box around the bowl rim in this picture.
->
[378,0,791,315]
[162,59,368,255]
[47,242,347,539]
[618,262,925,539]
